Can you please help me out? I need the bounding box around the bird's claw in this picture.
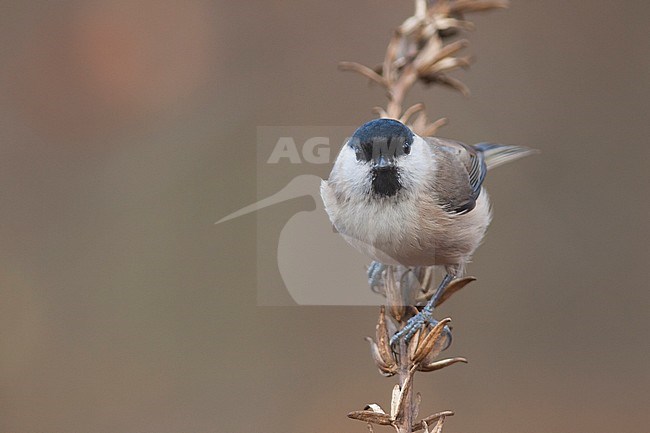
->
[390,311,429,347]
[389,311,452,350]
[367,261,386,293]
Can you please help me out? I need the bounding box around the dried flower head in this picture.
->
[340,0,508,135]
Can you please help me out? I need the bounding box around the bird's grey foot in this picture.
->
[389,311,452,349]
[367,261,386,293]
[390,272,455,345]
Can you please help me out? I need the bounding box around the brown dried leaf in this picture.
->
[424,74,471,96]
[412,318,452,364]
[412,37,446,73]
[383,32,402,83]
[365,337,397,376]
[408,324,425,362]
[399,0,427,34]
[435,17,476,32]
[421,117,449,136]
[414,39,469,73]
[339,62,388,87]
[393,365,417,422]
[450,0,510,15]
[376,306,398,373]
[365,337,386,368]
[348,410,392,426]
[410,111,428,134]
[425,56,472,75]
[435,276,477,307]
[413,392,422,420]
[400,15,422,35]
[385,267,406,322]
[390,384,401,419]
[418,357,468,372]
[400,103,426,124]
[411,411,454,432]
[372,106,389,118]
[429,415,446,433]
[365,403,386,414]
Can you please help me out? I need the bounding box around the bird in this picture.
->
[320,118,534,344]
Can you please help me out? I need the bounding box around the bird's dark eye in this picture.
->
[403,143,411,155]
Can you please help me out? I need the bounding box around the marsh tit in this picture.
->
[320,118,534,343]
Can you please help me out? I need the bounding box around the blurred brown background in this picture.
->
[1,1,649,432]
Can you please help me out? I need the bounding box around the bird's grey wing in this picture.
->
[424,137,487,214]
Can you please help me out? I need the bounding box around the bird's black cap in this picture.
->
[348,118,414,163]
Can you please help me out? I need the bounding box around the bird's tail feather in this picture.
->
[474,143,538,170]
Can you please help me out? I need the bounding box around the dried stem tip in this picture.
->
[339,0,508,135]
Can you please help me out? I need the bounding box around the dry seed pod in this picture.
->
[365,306,398,376]
[376,307,397,369]
[365,337,397,376]
[413,392,422,420]
[434,276,476,307]
[348,410,392,426]
[429,415,446,433]
[412,318,452,364]
[384,267,406,321]
[392,365,417,422]
[417,276,477,306]
[418,357,468,372]
[411,411,454,432]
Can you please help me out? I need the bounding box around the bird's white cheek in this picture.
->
[397,139,435,193]
[334,149,372,196]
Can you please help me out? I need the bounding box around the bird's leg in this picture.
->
[390,272,454,347]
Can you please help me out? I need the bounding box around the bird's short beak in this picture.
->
[373,155,392,169]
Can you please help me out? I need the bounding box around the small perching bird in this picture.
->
[321,118,534,343]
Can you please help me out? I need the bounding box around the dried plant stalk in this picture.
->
[343,1,508,432]
[339,0,508,136]
[356,268,466,433]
